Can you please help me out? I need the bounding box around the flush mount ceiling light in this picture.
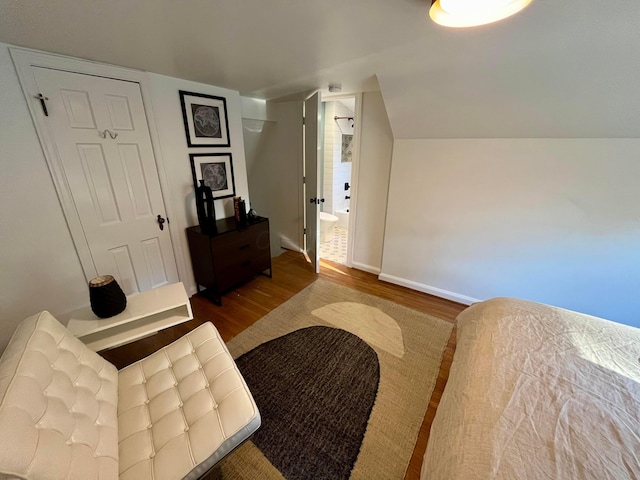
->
[430,0,533,27]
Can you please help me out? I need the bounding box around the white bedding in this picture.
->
[422,298,640,480]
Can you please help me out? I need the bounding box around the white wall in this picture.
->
[0,44,88,352]
[381,138,640,327]
[147,74,249,296]
[351,92,393,273]
[241,100,303,255]
[0,43,249,351]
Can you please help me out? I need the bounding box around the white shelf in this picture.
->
[66,282,193,351]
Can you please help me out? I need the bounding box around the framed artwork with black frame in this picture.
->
[190,153,235,199]
[179,90,230,147]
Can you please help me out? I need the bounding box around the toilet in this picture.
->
[319,212,339,243]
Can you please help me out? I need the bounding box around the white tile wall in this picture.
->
[322,102,336,214]
[322,101,354,219]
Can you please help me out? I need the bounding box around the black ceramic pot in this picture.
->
[89,275,127,318]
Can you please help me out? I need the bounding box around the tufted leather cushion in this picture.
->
[0,311,119,480]
[117,322,260,480]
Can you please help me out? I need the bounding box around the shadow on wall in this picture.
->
[242,103,303,257]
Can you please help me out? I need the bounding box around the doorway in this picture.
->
[319,96,357,266]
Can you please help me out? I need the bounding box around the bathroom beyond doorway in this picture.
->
[319,96,356,265]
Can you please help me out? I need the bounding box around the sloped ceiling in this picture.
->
[1,0,638,138]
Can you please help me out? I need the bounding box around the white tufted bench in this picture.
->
[0,311,260,480]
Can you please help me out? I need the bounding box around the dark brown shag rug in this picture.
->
[235,326,380,480]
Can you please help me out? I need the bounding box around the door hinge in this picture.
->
[303,176,306,184]
[302,117,305,125]
[304,228,307,235]
[35,93,49,117]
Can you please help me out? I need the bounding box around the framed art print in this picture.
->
[179,90,231,147]
[190,153,235,199]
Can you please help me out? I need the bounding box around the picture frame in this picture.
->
[190,153,236,199]
[179,90,231,147]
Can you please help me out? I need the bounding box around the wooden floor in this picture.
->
[101,251,467,480]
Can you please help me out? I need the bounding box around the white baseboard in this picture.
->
[351,261,381,275]
[377,273,480,305]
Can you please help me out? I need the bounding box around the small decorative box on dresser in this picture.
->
[186,216,272,305]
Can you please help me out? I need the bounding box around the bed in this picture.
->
[422,297,640,480]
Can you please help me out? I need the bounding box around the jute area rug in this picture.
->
[211,279,453,480]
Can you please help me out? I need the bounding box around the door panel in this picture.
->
[109,245,138,294]
[60,89,97,128]
[304,92,321,273]
[141,238,169,288]
[77,143,121,224]
[33,67,178,294]
[105,94,135,130]
[119,144,153,217]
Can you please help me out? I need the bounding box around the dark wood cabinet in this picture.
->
[186,217,272,305]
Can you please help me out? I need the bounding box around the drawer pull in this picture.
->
[239,244,251,250]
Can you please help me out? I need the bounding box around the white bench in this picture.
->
[0,311,260,480]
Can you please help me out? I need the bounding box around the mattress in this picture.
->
[422,298,640,480]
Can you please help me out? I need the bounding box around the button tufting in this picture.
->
[2,310,262,480]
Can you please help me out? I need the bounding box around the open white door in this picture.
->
[304,92,321,273]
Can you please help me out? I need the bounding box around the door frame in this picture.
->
[320,92,363,268]
[10,47,185,284]
[346,93,363,267]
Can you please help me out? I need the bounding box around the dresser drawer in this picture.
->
[216,252,272,292]
[186,218,272,305]
[212,224,269,270]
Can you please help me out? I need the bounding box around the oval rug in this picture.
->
[235,326,380,480]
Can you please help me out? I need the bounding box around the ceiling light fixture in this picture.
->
[429,0,533,28]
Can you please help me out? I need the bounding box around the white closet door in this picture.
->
[33,67,178,294]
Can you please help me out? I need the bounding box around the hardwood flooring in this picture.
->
[100,251,467,480]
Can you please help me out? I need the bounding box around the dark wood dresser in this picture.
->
[186,217,272,305]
